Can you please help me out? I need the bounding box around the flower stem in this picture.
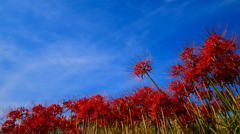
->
[146,72,162,92]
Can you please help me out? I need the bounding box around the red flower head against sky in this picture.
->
[127,51,153,79]
[134,60,152,78]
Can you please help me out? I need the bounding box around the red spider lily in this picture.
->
[69,95,112,126]
[1,104,67,133]
[130,86,154,112]
[170,64,185,77]
[149,90,171,120]
[111,96,133,123]
[196,33,239,84]
[130,86,155,121]
[2,107,29,133]
[180,47,196,62]
[6,107,29,121]
[171,31,239,94]
[169,80,194,97]
[1,120,15,133]
[134,60,152,78]
[23,104,64,133]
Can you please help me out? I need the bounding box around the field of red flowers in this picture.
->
[1,27,239,134]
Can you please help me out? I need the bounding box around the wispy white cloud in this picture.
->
[150,1,190,16]
[0,1,145,110]
[0,36,134,109]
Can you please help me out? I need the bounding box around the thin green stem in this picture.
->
[145,72,162,92]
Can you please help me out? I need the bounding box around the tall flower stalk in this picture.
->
[133,59,162,92]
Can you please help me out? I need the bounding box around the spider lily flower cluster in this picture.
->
[1,27,239,134]
[134,60,152,78]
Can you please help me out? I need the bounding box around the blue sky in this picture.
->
[0,0,240,111]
